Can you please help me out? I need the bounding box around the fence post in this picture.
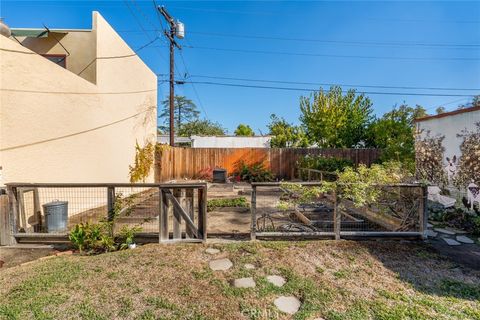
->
[185,188,194,238]
[172,189,182,239]
[250,185,257,240]
[419,185,428,240]
[107,186,115,221]
[198,186,207,241]
[159,188,169,242]
[333,189,341,240]
[4,186,18,245]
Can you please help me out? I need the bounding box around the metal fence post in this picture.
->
[333,189,341,240]
[250,185,257,240]
[107,186,115,221]
[419,185,428,240]
[198,186,207,241]
[159,188,169,242]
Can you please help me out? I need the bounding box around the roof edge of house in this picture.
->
[415,105,480,122]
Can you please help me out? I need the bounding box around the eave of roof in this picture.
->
[415,106,480,122]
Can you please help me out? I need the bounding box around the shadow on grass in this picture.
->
[356,240,480,302]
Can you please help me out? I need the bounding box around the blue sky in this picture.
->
[2,1,479,134]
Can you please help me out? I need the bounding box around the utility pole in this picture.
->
[158,5,184,146]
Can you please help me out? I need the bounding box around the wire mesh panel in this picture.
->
[252,183,336,237]
[6,183,207,242]
[337,185,425,234]
[251,182,426,239]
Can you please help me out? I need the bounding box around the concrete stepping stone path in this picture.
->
[456,235,474,244]
[244,263,255,270]
[266,275,286,287]
[205,248,220,255]
[233,277,256,288]
[274,296,301,315]
[443,238,461,246]
[209,258,233,271]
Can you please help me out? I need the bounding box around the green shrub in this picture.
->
[297,156,353,173]
[207,197,249,212]
[234,161,274,182]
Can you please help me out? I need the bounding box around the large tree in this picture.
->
[366,104,428,171]
[268,114,309,148]
[299,86,374,148]
[159,95,200,132]
[234,124,255,136]
[178,119,226,137]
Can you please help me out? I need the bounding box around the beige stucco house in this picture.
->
[0,12,157,184]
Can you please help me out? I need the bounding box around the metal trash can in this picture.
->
[43,200,68,233]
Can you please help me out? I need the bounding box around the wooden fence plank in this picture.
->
[155,147,380,182]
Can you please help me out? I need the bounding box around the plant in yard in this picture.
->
[207,197,249,212]
[234,160,274,183]
[119,225,142,250]
[415,130,448,187]
[129,141,156,183]
[69,194,142,254]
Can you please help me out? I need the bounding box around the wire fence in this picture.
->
[251,182,427,239]
[3,183,207,244]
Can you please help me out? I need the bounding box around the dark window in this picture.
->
[41,54,67,68]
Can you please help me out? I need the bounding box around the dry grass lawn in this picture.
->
[1,241,479,320]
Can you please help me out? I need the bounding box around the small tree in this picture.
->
[159,96,200,132]
[299,86,374,148]
[268,114,309,148]
[234,124,255,136]
[366,104,427,172]
[178,119,226,137]
[436,106,446,115]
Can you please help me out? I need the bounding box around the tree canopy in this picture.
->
[299,86,374,148]
[268,114,309,148]
[234,124,255,136]
[366,104,427,171]
[177,119,226,137]
[159,96,200,132]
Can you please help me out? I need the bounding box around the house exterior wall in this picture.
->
[191,136,272,148]
[0,12,157,184]
[16,30,97,83]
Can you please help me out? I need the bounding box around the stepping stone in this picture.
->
[244,263,255,270]
[205,248,220,255]
[443,238,461,246]
[427,223,433,228]
[209,258,233,271]
[445,227,467,234]
[425,230,438,238]
[456,235,474,244]
[266,275,286,287]
[233,277,255,288]
[434,228,456,235]
[274,296,301,315]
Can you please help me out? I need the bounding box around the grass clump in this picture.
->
[207,197,249,212]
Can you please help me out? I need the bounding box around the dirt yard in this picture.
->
[1,241,479,320]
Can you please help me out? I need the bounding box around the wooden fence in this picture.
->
[155,147,381,182]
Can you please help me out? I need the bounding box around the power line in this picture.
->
[177,80,476,97]
[161,74,480,92]
[166,44,480,62]
[178,51,209,120]
[118,29,480,49]
[187,31,480,49]
[165,5,480,24]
